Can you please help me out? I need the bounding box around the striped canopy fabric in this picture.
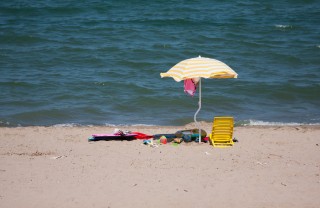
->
[160,56,238,82]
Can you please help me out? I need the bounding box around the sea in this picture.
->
[1,0,320,127]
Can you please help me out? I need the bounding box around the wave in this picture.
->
[238,120,320,126]
[51,123,85,127]
[51,123,156,127]
[2,119,319,128]
[0,120,12,127]
[275,25,292,28]
[274,24,293,29]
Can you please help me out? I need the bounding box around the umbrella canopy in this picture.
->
[160,56,238,81]
[160,56,238,142]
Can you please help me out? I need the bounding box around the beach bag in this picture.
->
[175,129,207,139]
[182,134,192,142]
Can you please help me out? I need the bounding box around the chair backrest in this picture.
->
[210,116,234,147]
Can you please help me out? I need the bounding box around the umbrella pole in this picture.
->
[193,78,201,143]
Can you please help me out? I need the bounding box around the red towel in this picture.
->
[132,132,153,140]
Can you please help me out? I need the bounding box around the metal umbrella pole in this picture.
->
[193,78,202,143]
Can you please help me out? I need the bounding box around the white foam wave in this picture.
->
[275,24,292,29]
[104,123,156,127]
[245,120,320,126]
[132,124,156,127]
[0,120,22,127]
[0,120,10,126]
[50,123,157,127]
[52,123,83,127]
[103,123,117,127]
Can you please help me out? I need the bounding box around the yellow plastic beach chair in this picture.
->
[209,117,234,148]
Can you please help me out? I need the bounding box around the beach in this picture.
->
[1,124,319,208]
[2,1,320,207]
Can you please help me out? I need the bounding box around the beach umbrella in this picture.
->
[160,56,238,142]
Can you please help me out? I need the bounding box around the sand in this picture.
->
[0,123,320,208]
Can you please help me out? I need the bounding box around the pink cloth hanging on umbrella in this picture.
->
[184,79,197,96]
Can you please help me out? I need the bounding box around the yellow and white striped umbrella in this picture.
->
[160,56,238,82]
[160,56,238,143]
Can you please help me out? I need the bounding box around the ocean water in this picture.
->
[1,0,320,127]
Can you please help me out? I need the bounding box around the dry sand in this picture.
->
[0,123,320,208]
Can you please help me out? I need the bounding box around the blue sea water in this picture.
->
[1,0,320,127]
